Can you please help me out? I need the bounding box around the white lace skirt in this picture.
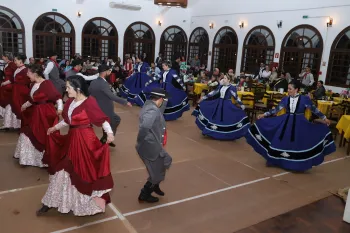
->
[14,133,47,167]
[0,106,4,117]
[42,170,111,216]
[1,104,20,129]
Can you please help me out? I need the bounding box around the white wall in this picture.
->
[2,0,350,91]
[1,0,191,61]
[189,0,350,92]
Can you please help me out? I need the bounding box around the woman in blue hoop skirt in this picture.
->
[245,80,336,172]
[192,75,250,140]
[133,61,190,121]
[120,56,150,100]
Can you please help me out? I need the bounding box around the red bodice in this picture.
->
[30,80,61,104]
[3,61,17,82]
[62,97,109,127]
[14,67,30,86]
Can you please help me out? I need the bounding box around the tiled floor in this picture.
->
[0,105,349,233]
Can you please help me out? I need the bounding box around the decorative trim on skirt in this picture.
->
[42,170,111,216]
[1,104,20,129]
[14,133,47,167]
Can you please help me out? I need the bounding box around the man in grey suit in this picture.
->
[136,88,172,203]
[43,51,65,95]
[89,64,132,147]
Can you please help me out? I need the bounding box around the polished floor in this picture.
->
[236,195,350,233]
[0,105,349,233]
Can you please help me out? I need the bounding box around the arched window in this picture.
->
[188,27,209,66]
[241,26,275,73]
[33,12,75,59]
[82,17,118,60]
[124,22,155,63]
[160,26,187,61]
[0,6,25,56]
[211,26,238,72]
[326,27,350,87]
[280,25,323,80]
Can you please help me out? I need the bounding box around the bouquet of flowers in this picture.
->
[341,89,350,98]
[326,89,333,97]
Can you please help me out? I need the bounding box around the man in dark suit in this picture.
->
[273,72,289,92]
[89,64,132,147]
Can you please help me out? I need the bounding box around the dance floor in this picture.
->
[0,105,349,233]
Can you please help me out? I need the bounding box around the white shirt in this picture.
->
[76,72,99,81]
[55,98,112,134]
[163,70,169,83]
[289,95,299,113]
[220,85,229,98]
[137,62,143,73]
[43,61,54,80]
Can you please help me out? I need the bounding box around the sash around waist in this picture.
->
[69,124,92,129]
[33,100,55,105]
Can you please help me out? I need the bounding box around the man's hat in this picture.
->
[98,64,111,73]
[71,59,83,67]
[149,87,170,99]
[49,51,58,57]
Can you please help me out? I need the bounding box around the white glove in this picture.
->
[241,105,246,110]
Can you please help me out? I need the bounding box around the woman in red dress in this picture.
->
[14,64,63,167]
[37,75,114,216]
[0,52,17,120]
[11,54,30,121]
[0,54,27,130]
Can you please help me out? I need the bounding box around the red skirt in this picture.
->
[11,84,30,119]
[0,83,13,108]
[45,126,113,202]
[21,103,59,152]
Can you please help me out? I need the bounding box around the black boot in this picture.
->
[36,205,51,216]
[138,182,159,203]
[153,184,165,196]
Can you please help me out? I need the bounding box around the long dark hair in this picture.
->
[288,80,301,91]
[66,75,90,97]
[14,54,27,63]
[28,64,44,78]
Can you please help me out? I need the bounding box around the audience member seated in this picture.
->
[313,80,326,100]
[273,72,289,92]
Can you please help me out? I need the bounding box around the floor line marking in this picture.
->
[123,177,270,217]
[50,216,119,233]
[185,137,201,144]
[195,165,231,186]
[111,158,194,175]
[0,183,48,196]
[0,142,17,146]
[271,156,349,178]
[109,203,138,233]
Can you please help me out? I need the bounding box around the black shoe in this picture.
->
[0,127,9,132]
[109,142,116,147]
[153,184,165,196]
[138,181,159,203]
[138,190,159,203]
[36,205,51,216]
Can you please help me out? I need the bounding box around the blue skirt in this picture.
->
[132,82,160,107]
[245,114,336,171]
[133,82,190,121]
[120,73,151,100]
[192,99,250,140]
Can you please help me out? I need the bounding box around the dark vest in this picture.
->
[46,61,65,94]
